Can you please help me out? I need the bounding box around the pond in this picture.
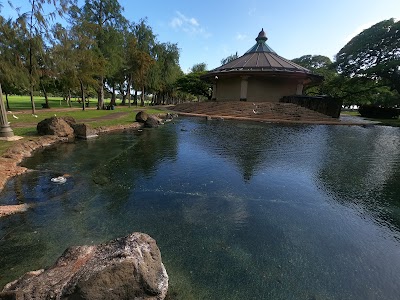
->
[1,117,400,299]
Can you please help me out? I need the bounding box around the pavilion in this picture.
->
[202,29,322,102]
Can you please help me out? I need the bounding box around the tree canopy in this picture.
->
[335,18,400,96]
[1,3,399,109]
[220,52,238,65]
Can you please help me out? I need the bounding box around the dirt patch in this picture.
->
[170,102,372,126]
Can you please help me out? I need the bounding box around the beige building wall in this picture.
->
[215,78,241,101]
[247,77,298,102]
[215,76,301,102]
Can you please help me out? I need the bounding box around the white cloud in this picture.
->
[169,11,210,38]
[170,17,183,28]
[236,33,247,41]
[248,8,256,16]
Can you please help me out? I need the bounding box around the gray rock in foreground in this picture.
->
[1,232,168,300]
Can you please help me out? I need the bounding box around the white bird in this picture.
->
[54,114,57,116]
[32,114,38,118]
[12,114,18,119]
[252,109,257,114]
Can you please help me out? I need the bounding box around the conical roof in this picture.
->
[204,29,317,79]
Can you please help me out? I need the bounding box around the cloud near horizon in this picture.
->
[169,11,210,38]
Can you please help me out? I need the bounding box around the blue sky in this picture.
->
[2,0,400,72]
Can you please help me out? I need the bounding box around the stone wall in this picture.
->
[280,95,343,118]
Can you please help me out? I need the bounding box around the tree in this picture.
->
[176,63,210,100]
[0,16,29,109]
[335,19,400,99]
[148,42,181,105]
[73,0,127,109]
[132,51,155,106]
[220,52,238,65]
[190,63,207,73]
[11,0,71,114]
[292,55,337,96]
[51,23,102,110]
[292,55,332,70]
[131,18,156,106]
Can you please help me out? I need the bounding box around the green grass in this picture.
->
[5,95,84,110]
[341,110,360,117]
[341,110,400,127]
[1,95,169,155]
[5,95,155,111]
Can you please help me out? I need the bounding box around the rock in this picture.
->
[62,116,77,127]
[166,113,178,119]
[144,115,163,128]
[71,123,98,139]
[0,204,30,217]
[136,111,149,123]
[1,232,168,300]
[37,117,74,138]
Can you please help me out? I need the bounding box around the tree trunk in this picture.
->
[140,86,145,107]
[28,0,36,115]
[80,79,85,111]
[97,76,104,110]
[41,80,50,108]
[111,84,116,106]
[127,76,131,108]
[68,90,72,107]
[5,92,10,111]
[134,90,138,106]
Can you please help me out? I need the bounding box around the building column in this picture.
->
[212,76,218,101]
[0,84,14,138]
[296,81,304,95]
[240,76,249,101]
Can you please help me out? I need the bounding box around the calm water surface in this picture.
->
[1,118,400,299]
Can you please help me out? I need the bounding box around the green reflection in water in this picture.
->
[1,118,400,299]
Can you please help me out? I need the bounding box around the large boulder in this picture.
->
[144,115,163,128]
[136,111,149,123]
[37,117,75,138]
[1,232,168,300]
[71,123,98,139]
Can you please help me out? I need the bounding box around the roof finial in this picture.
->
[256,28,268,42]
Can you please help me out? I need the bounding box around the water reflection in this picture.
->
[317,126,400,229]
[191,120,328,181]
[1,119,400,299]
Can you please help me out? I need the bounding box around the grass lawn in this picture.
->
[5,95,84,110]
[1,95,170,155]
[341,110,400,127]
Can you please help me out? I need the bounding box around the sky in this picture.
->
[2,0,400,73]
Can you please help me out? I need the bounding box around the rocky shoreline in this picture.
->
[0,121,142,217]
[1,232,169,299]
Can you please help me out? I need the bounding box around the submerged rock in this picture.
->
[1,232,169,300]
